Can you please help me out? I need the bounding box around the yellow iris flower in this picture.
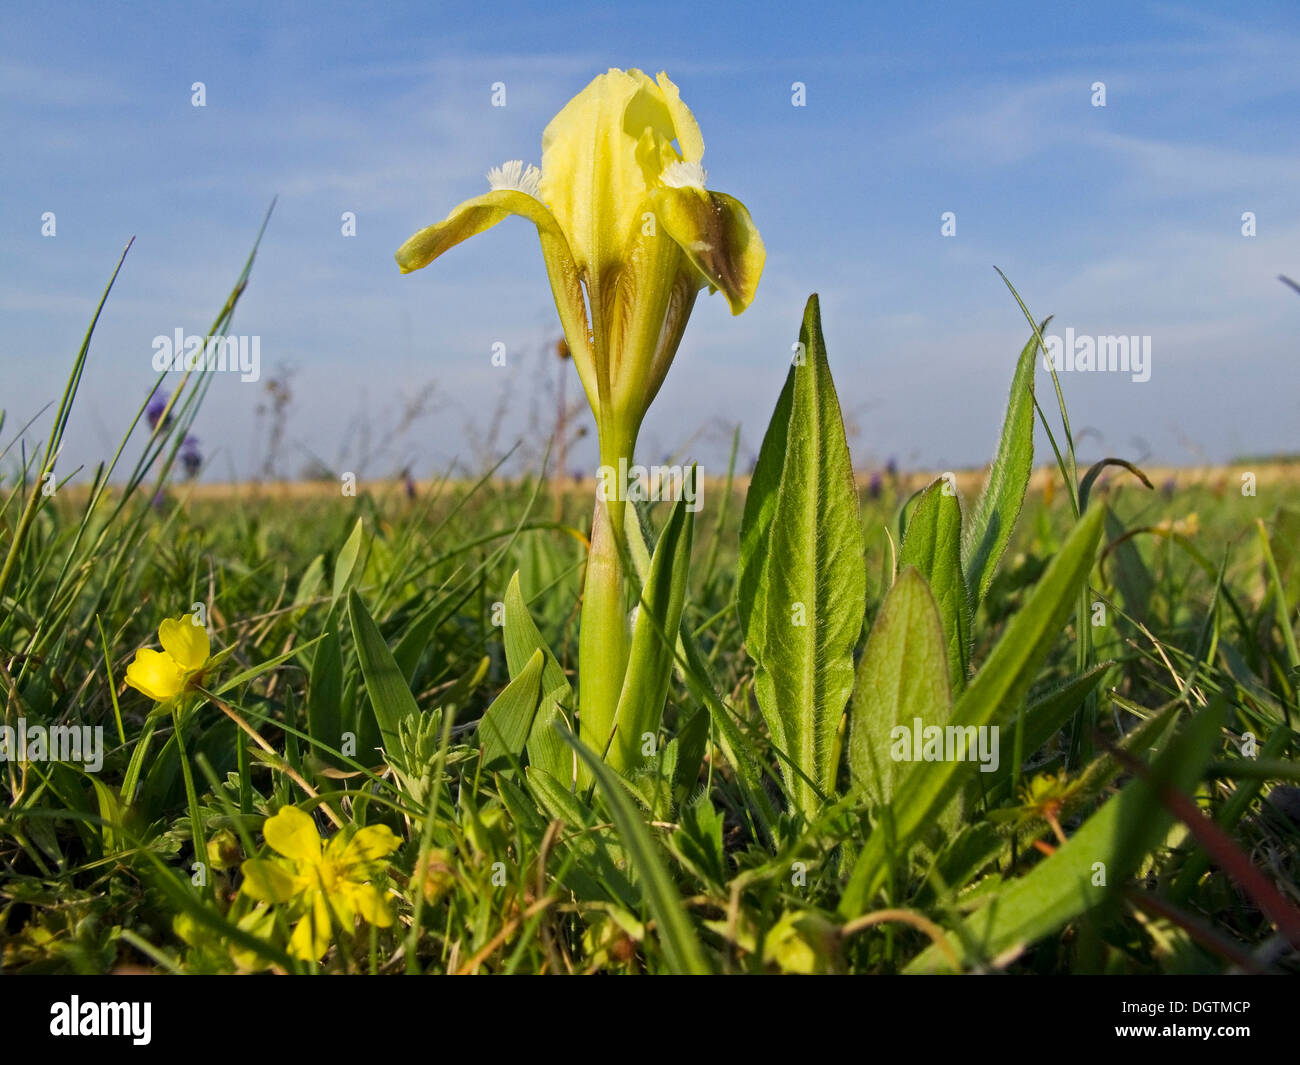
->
[124,614,210,703]
[239,805,401,961]
[396,67,764,451]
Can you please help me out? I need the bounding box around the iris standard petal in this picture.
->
[654,71,704,162]
[541,68,660,278]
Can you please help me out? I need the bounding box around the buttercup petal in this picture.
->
[124,648,187,702]
[158,614,210,672]
[344,882,394,928]
[262,806,322,865]
[336,823,401,870]
[288,911,326,961]
[238,858,299,904]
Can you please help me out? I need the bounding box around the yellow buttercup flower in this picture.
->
[124,614,211,703]
[396,68,764,451]
[239,805,401,961]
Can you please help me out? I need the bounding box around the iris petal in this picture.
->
[652,186,766,315]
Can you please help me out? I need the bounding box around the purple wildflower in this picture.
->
[147,393,173,432]
[180,435,202,478]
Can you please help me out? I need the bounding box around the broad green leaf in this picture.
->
[962,322,1044,606]
[561,730,712,974]
[332,517,367,601]
[478,648,544,770]
[629,504,777,839]
[608,495,695,772]
[841,504,1105,917]
[848,567,951,808]
[503,571,573,781]
[503,571,571,704]
[737,352,795,647]
[348,588,418,760]
[738,294,866,818]
[898,479,970,692]
[905,698,1225,971]
[526,699,573,786]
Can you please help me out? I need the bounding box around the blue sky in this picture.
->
[2,1,1297,482]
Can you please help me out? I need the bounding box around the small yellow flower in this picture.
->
[239,806,401,961]
[1017,770,1083,847]
[1154,513,1199,537]
[124,614,210,703]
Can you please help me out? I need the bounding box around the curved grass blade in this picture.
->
[905,698,1227,971]
[561,728,711,974]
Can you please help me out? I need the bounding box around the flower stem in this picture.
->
[578,428,637,769]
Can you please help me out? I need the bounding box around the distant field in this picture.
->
[68,459,1300,504]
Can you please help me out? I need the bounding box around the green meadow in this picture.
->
[2,236,1298,974]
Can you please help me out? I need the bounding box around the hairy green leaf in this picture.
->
[898,479,970,692]
[738,294,866,818]
[848,567,951,808]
